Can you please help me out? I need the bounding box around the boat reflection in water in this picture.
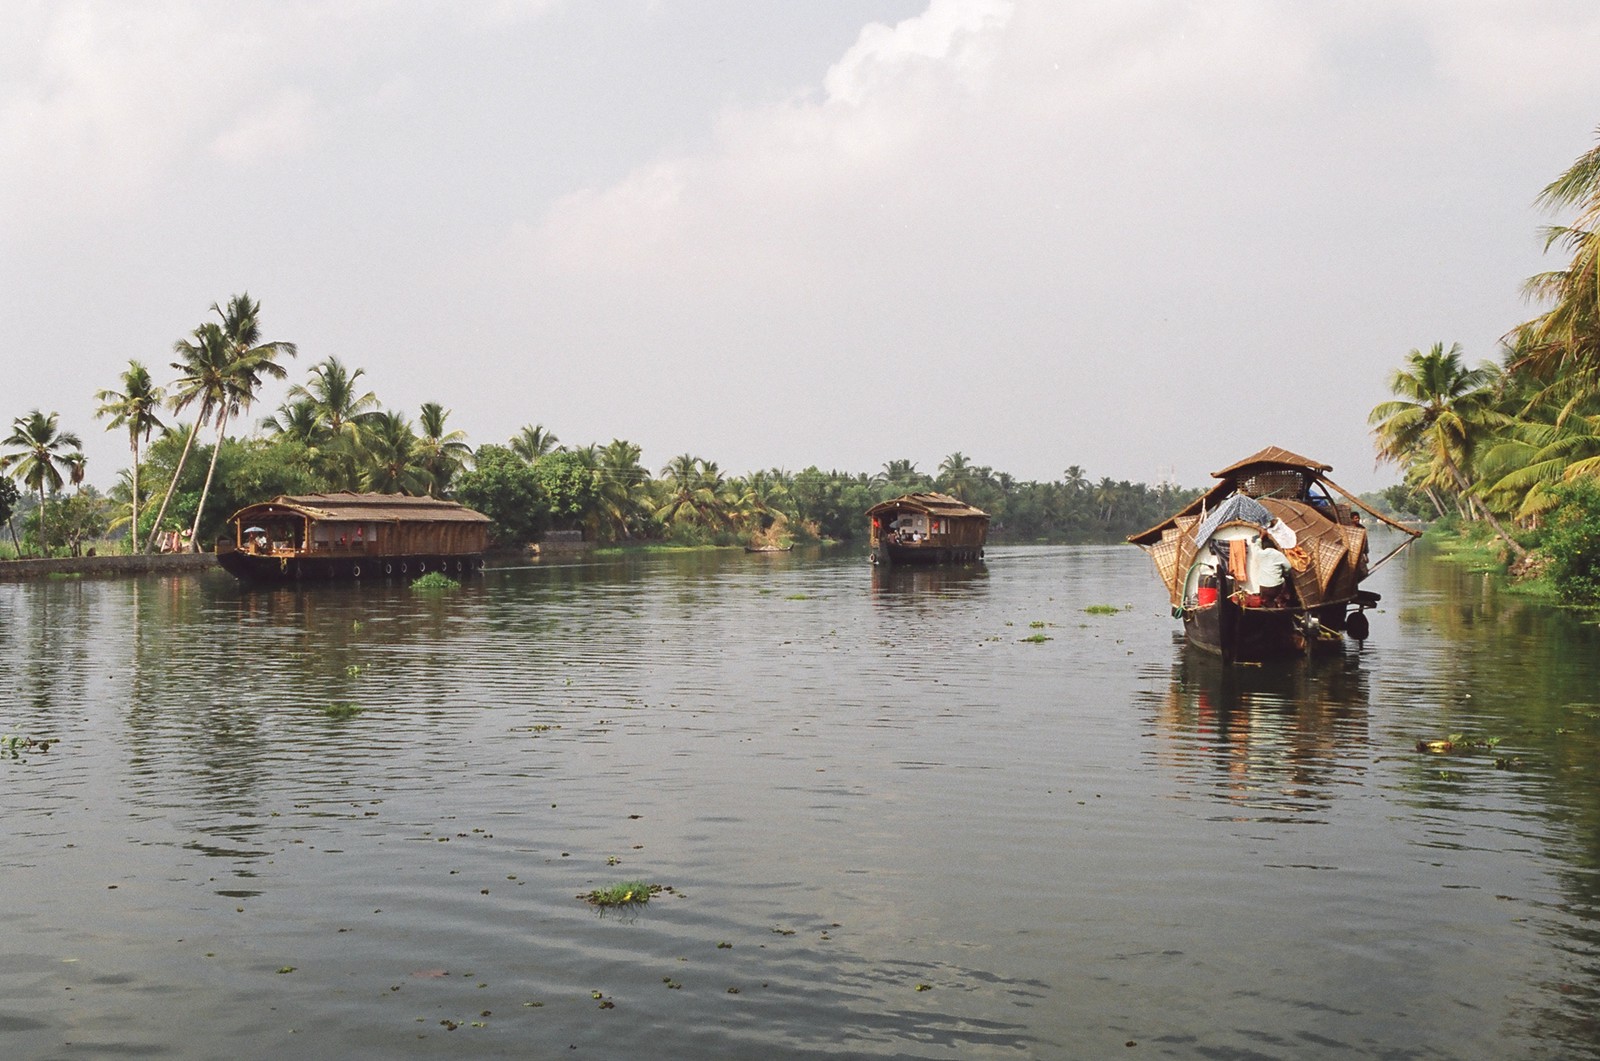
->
[868,558,991,603]
[1141,646,1372,819]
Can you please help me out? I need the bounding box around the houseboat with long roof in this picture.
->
[868,492,989,564]
[1128,447,1420,663]
[216,492,491,583]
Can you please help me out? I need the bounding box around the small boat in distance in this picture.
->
[216,492,491,583]
[1127,447,1420,663]
[868,493,989,565]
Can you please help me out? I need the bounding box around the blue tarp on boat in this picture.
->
[1193,492,1273,545]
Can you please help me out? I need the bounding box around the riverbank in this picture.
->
[0,552,218,582]
[1421,526,1566,604]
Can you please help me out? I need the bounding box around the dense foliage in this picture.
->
[1369,124,1600,602]
[1543,480,1600,604]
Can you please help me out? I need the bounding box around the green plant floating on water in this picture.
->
[1083,604,1121,615]
[323,702,364,720]
[785,593,812,600]
[411,571,461,591]
[582,881,664,907]
[1020,633,1052,644]
[2,734,51,757]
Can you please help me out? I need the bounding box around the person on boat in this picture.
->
[1251,534,1294,608]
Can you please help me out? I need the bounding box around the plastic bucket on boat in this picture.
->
[1196,586,1218,606]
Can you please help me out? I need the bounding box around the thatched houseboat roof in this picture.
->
[227,492,491,525]
[866,492,990,521]
[1128,447,1337,547]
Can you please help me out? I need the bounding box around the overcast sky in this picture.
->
[5,1,1600,495]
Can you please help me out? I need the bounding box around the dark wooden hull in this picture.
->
[216,550,483,583]
[872,541,985,565]
[1182,597,1350,662]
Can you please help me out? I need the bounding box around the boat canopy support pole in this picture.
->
[1319,475,1424,538]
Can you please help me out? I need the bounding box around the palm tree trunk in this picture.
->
[146,419,201,552]
[1447,460,1527,559]
[189,408,228,550]
[37,484,47,558]
[1421,486,1447,519]
[130,438,142,553]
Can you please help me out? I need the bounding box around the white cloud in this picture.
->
[533,0,1017,286]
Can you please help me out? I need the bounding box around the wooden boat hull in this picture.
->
[216,549,483,583]
[1182,597,1351,662]
[872,541,985,565]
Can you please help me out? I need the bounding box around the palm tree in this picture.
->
[657,454,730,530]
[594,439,651,540]
[287,355,376,488]
[1479,392,1600,522]
[1511,124,1600,395]
[359,411,428,494]
[1369,342,1525,557]
[95,360,166,551]
[937,452,977,501]
[510,423,560,463]
[414,402,472,497]
[146,296,295,550]
[1,410,83,556]
[145,325,224,549]
[261,396,325,445]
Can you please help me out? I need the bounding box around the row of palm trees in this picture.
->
[1369,125,1600,560]
[9,290,1196,554]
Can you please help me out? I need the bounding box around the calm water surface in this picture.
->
[2,543,1598,1059]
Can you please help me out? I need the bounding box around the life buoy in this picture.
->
[419,561,426,573]
[455,560,463,572]
[400,562,407,574]
[385,563,393,575]
[352,564,361,578]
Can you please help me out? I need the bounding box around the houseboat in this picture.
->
[215,492,492,583]
[1127,447,1420,663]
[868,492,989,564]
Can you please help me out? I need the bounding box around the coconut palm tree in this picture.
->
[146,296,295,550]
[0,410,83,556]
[937,452,978,501]
[657,454,730,530]
[1479,392,1600,522]
[261,396,325,445]
[359,411,429,494]
[188,294,295,539]
[593,439,651,540]
[1512,125,1600,395]
[1369,342,1525,557]
[145,325,225,549]
[287,356,377,488]
[95,360,166,551]
[414,402,472,497]
[510,423,560,463]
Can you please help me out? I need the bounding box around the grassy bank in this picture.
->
[1421,521,1564,605]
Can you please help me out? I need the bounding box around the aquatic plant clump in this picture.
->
[411,571,462,591]
[323,702,364,719]
[582,881,663,907]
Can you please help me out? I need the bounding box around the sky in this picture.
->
[5,0,1600,496]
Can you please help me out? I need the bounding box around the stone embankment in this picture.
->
[0,553,218,582]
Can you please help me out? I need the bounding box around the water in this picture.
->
[2,542,1598,1059]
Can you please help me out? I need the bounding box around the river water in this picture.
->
[2,541,1598,1059]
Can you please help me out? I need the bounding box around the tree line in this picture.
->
[1370,123,1600,602]
[2,302,1200,555]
